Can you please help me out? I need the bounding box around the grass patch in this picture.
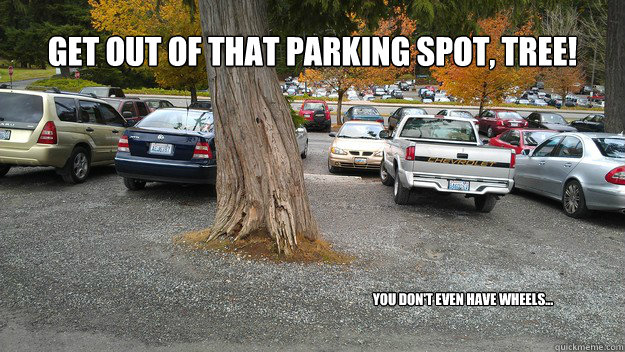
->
[27,77,100,92]
[176,230,354,265]
[0,66,56,82]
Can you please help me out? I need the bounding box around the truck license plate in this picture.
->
[0,129,10,140]
[149,143,173,156]
[354,157,367,165]
[448,180,470,191]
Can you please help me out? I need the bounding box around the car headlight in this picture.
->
[373,150,383,157]
[331,147,347,155]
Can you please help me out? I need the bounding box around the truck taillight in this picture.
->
[405,146,415,161]
[510,152,516,169]
[37,121,57,144]
[193,141,213,159]
[117,135,129,152]
[605,166,625,185]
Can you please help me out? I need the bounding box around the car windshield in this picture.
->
[498,112,522,120]
[449,111,473,119]
[137,110,213,132]
[337,123,384,139]
[146,101,160,108]
[80,87,109,97]
[352,107,379,116]
[541,113,566,125]
[303,103,324,111]
[0,92,44,125]
[400,118,477,143]
[523,131,557,146]
[593,138,625,158]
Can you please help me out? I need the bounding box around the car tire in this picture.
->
[0,164,10,177]
[123,177,146,191]
[562,180,590,218]
[60,147,91,184]
[328,159,339,174]
[393,168,410,205]
[380,160,394,186]
[474,194,497,213]
[301,141,308,159]
[487,127,495,138]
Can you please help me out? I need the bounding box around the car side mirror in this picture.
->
[122,111,133,119]
[329,132,337,137]
[379,130,391,139]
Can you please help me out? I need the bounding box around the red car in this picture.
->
[477,109,528,137]
[298,100,331,132]
[488,128,558,154]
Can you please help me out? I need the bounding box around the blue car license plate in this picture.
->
[0,129,10,140]
[354,157,367,165]
[448,180,470,191]
[149,143,173,156]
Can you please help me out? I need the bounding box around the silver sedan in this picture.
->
[514,132,625,217]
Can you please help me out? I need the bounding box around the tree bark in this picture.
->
[605,0,625,133]
[190,85,198,103]
[197,0,320,254]
[336,90,344,125]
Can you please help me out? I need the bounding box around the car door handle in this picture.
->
[112,130,119,134]
[85,127,94,132]
[564,162,572,168]
[538,161,546,165]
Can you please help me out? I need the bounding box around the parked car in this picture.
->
[530,98,548,107]
[516,98,530,105]
[547,98,563,108]
[79,86,125,98]
[435,109,477,124]
[115,108,216,190]
[298,100,331,132]
[379,115,515,212]
[477,109,528,137]
[144,99,175,112]
[104,98,150,124]
[488,129,558,154]
[295,125,309,159]
[344,106,383,124]
[525,112,577,132]
[188,101,212,111]
[515,133,625,217]
[391,90,404,99]
[570,114,605,133]
[0,90,129,183]
[388,107,427,131]
[374,87,386,96]
[327,121,385,173]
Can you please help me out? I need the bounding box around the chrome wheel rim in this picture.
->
[564,184,580,214]
[73,153,88,179]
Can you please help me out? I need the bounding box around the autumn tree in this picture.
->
[542,66,584,103]
[431,13,538,115]
[90,0,206,102]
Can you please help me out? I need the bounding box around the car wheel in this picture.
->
[487,127,495,138]
[301,141,308,159]
[328,158,339,174]
[474,194,497,212]
[393,168,410,205]
[60,147,91,184]
[0,164,10,177]
[380,160,394,186]
[562,180,589,218]
[123,177,147,191]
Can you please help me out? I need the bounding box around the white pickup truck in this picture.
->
[379,115,515,212]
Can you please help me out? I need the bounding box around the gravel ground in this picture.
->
[0,132,623,351]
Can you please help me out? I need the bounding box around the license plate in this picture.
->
[448,180,470,191]
[354,157,367,165]
[510,122,519,126]
[149,143,173,156]
[0,129,10,140]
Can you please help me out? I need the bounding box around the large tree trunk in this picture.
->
[197,0,320,254]
[190,85,197,103]
[605,0,625,133]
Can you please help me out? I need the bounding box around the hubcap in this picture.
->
[73,153,88,179]
[564,184,580,213]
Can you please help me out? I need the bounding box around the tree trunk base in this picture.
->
[177,230,353,264]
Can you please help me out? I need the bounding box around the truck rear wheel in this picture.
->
[393,169,410,205]
[474,194,497,213]
[0,164,10,177]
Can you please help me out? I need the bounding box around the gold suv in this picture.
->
[0,90,129,183]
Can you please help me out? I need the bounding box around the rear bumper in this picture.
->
[400,170,513,195]
[115,155,216,184]
[0,144,71,168]
[304,119,330,130]
[329,154,382,170]
[585,185,625,211]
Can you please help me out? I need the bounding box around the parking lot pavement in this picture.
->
[1,132,624,351]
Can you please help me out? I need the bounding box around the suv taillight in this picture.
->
[37,121,57,144]
[193,141,213,159]
[605,166,625,185]
[405,146,415,161]
[117,135,129,152]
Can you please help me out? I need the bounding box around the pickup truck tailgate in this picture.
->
[410,143,513,180]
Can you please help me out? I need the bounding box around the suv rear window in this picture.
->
[400,117,477,143]
[0,92,44,127]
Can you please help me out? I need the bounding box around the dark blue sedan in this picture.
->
[114,108,216,190]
